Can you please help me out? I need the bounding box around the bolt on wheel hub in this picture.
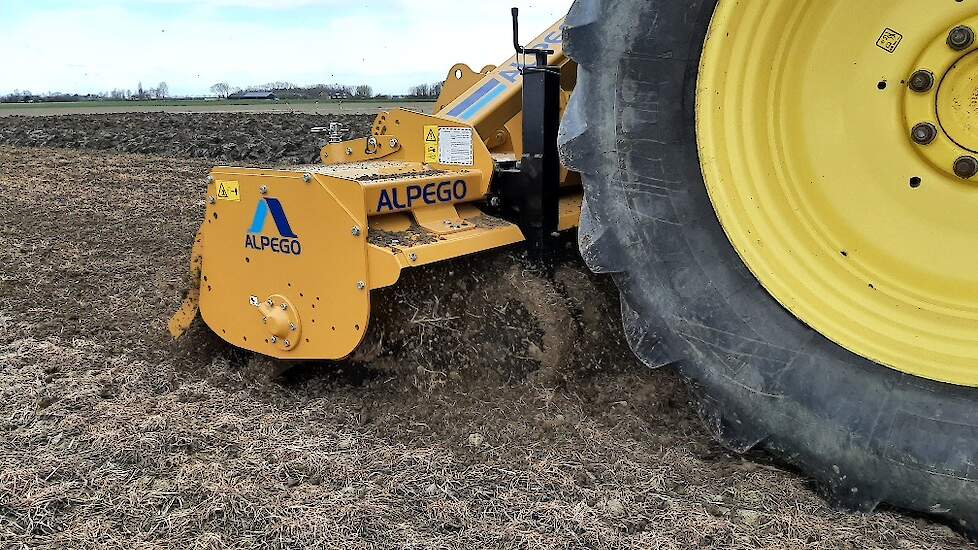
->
[905,17,978,181]
[949,25,976,51]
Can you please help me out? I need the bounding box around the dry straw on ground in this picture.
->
[0,129,972,548]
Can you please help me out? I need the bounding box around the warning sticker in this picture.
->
[424,125,439,164]
[216,181,240,202]
[438,127,474,166]
[876,28,903,54]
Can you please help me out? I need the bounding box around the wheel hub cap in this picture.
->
[906,16,978,181]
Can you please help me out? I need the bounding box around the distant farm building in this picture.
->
[230,91,278,100]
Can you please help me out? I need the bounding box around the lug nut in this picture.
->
[954,156,978,179]
[948,26,975,51]
[280,303,288,311]
[271,336,278,344]
[911,122,938,145]
[909,70,935,93]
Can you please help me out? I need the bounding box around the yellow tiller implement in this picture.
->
[170,14,579,360]
[170,2,978,536]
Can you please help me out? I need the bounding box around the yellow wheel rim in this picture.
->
[697,1,978,386]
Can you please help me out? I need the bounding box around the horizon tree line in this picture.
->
[1,79,445,103]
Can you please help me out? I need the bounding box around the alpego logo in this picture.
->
[376,179,467,213]
[244,197,302,256]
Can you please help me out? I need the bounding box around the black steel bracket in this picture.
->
[484,8,562,267]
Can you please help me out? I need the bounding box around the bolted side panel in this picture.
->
[199,169,370,360]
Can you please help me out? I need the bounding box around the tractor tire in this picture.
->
[560,0,978,535]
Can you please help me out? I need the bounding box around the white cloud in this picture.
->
[0,0,573,96]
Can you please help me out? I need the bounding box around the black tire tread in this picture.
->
[560,0,978,536]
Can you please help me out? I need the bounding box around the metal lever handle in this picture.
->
[512,7,553,67]
[512,7,523,54]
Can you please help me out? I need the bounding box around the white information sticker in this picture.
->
[438,127,474,166]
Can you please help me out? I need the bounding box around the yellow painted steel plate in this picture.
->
[697,1,978,386]
[199,169,370,360]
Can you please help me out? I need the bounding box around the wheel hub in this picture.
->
[698,1,978,387]
[258,294,301,351]
[905,17,978,181]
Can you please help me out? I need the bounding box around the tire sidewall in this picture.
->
[562,0,978,532]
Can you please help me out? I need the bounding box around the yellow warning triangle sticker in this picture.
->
[426,128,437,142]
[214,180,240,202]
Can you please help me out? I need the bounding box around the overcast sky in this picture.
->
[0,0,573,97]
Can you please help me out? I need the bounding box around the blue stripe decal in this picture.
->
[247,198,299,238]
[447,79,503,118]
[247,199,270,234]
[458,84,506,121]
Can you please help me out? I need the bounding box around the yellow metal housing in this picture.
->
[200,168,371,359]
[171,19,582,361]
